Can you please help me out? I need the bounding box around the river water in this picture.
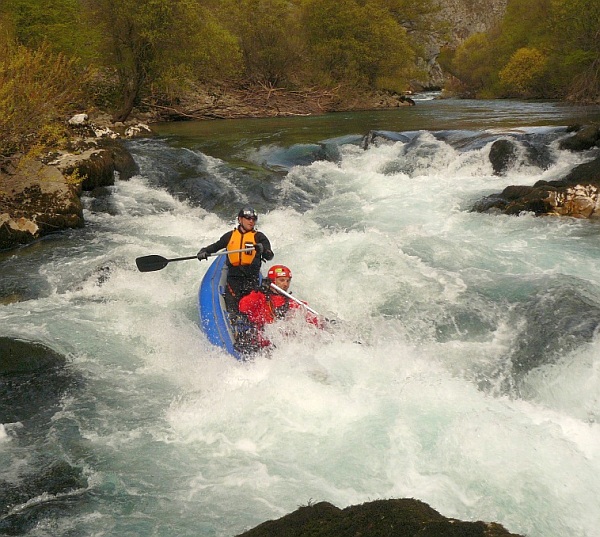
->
[2,97,600,536]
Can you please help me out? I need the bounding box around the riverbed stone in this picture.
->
[236,499,524,537]
[489,139,518,175]
[558,125,600,151]
[0,159,84,249]
[0,337,66,374]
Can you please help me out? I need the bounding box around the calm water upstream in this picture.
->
[2,97,600,536]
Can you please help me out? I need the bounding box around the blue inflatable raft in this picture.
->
[198,254,244,360]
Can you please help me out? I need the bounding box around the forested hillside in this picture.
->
[439,0,600,102]
[1,0,598,160]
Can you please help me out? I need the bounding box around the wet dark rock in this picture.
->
[554,153,600,186]
[473,148,600,218]
[558,125,600,151]
[0,338,86,534]
[0,461,87,536]
[473,124,600,218]
[236,499,523,537]
[0,337,76,427]
[489,139,518,175]
[111,141,139,180]
[59,139,139,190]
[488,137,554,176]
[0,337,66,375]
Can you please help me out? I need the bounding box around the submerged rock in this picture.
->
[0,337,87,536]
[237,499,523,537]
[0,337,66,374]
[0,461,88,535]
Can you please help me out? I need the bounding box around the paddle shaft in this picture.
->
[270,283,320,316]
[136,248,254,272]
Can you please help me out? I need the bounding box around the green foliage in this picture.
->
[450,0,600,101]
[90,0,242,120]
[497,0,552,52]
[0,40,88,157]
[218,0,302,86]
[451,34,499,96]
[499,48,548,97]
[0,0,102,62]
[549,0,600,102]
[301,0,417,91]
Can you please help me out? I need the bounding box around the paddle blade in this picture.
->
[135,255,169,272]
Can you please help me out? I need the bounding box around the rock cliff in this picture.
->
[419,0,508,88]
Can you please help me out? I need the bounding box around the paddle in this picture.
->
[269,283,321,316]
[135,248,254,273]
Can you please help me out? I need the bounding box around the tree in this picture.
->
[0,0,101,62]
[496,0,552,53]
[549,0,600,102]
[220,0,303,86]
[0,40,88,157]
[447,0,599,101]
[499,48,548,97]
[451,33,499,97]
[89,0,241,122]
[301,0,416,91]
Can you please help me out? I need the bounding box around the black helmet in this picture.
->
[238,206,258,220]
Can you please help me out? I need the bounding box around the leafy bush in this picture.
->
[0,40,89,157]
[499,47,548,97]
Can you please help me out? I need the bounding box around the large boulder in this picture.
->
[52,139,139,190]
[487,155,600,217]
[0,337,66,374]
[236,499,523,537]
[0,137,139,250]
[0,159,84,249]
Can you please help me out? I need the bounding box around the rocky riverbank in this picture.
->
[473,125,600,217]
[0,116,143,251]
[2,102,600,253]
[0,85,420,252]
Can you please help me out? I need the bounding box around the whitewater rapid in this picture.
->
[2,116,600,537]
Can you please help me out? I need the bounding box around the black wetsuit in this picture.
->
[202,227,273,312]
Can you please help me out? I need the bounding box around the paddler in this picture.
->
[235,264,322,354]
[197,206,274,312]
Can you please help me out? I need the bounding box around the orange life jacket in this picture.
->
[227,228,257,266]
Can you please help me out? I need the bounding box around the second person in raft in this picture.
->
[238,264,321,332]
[197,206,274,312]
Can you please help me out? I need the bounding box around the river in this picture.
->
[2,97,600,536]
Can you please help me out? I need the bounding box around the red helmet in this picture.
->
[267,265,292,280]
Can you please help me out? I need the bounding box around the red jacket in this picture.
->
[238,290,301,328]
